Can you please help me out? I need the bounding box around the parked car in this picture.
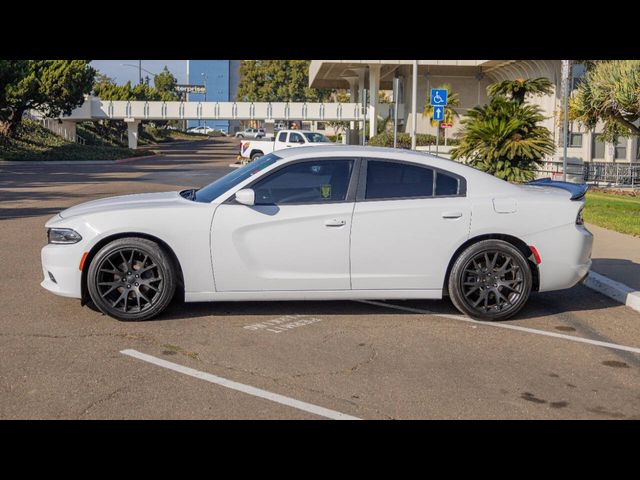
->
[235,128,266,139]
[41,145,592,322]
[240,129,332,160]
[187,126,216,134]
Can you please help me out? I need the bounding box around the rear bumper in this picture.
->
[523,223,594,292]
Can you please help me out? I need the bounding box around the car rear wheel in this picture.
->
[250,151,263,161]
[448,239,532,321]
[87,237,176,321]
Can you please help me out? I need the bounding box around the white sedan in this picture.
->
[187,126,216,134]
[41,146,593,322]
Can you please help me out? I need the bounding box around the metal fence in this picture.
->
[536,160,639,187]
[583,162,640,187]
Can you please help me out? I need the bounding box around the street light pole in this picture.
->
[561,60,572,182]
[411,60,418,150]
[121,64,158,82]
[393,77,399,149]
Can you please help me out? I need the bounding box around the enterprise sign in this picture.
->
[175,84,206,94]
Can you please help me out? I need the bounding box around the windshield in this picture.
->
[194,153,280,203]
[303,132,332,143]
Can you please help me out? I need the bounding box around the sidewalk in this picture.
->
[588,223,640,291]
[584,223,640,312]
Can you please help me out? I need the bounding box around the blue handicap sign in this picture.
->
[433,105,444,121]
[430,88,448,106]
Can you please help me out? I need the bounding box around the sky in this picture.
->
[91,60,188,85]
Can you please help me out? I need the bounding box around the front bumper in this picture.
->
[40,243,84,298]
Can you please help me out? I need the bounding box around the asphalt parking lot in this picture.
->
[1,137,640,419]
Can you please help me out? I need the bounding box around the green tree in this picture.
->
[569,60,640,142]
[451,79,556,182]
[0,60,95,136]
[237,60,331,102]
[487,77,553,105]
[154,66,178,100]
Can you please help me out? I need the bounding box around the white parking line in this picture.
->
[356,300,640,355]
[121,349,361,420]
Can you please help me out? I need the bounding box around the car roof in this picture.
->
[274,145,519,197]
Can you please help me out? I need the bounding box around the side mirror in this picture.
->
[235,188,255,206]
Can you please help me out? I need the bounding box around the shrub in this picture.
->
[367,132,440,148]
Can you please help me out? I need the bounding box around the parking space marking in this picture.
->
[356,300,640,355]
[243,315,323,333]
[121,349,361,420]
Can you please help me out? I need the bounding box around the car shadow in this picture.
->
[151,283,624,323]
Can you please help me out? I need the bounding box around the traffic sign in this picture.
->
[430,88,448,106]
[433,106,444,121]
[441,122,453,128]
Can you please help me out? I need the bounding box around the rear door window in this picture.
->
[365,161,434,200]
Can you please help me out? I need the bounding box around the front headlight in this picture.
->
[47,228,82,244]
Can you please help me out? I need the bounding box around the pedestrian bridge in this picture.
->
[67,97,378,121]
[43,96,401,149]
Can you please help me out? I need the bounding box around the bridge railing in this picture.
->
[88,99,397,121]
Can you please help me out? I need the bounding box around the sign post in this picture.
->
[431,89,447,156]
[393,77,400,149]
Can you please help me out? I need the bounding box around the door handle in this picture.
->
[442,211,463,219]
[325,219,346,227]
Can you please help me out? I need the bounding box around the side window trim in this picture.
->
[356,158,467,202]
[232,157,362,206]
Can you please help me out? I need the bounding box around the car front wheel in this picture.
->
[87,237,177,321]
[448,239,532,321]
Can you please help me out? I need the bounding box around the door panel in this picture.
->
[212,203,354,291]
[350,197,471,290]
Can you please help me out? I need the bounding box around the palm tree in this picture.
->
[422,84,460,139]
[451,81,555,182]
[487,77,553,105]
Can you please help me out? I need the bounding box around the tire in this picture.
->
[448,239,532,321]
[237,134,244,139]
[87,237,177,321]
[250,151,263,161]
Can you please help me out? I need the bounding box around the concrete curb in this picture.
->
[583,271,640,313]
[0,154,158,165]
[114,154,157,164]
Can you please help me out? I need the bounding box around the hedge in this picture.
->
[367,132,459,148]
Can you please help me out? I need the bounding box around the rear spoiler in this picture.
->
[526,178,588,201]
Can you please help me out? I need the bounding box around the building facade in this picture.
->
[187,60,241,133]
[309,60,640,165]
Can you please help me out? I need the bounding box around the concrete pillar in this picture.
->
[353,68,367,144]
[343,76,359,145]
[60,120,77,142]
[368,65,381,138]
[630,136,639,163]
[411,60,418,150]
[125,118,140,150]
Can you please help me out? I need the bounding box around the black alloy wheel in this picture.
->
[448,239,532,321]
[87,237,176,321]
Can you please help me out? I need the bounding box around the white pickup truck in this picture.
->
[239,130,333,160]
